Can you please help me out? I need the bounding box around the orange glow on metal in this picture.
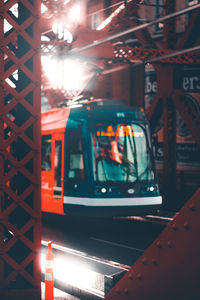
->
[86,106,91,110]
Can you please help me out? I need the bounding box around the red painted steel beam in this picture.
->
[114,45,200,64]
[154,65,177,205]
[105,188,200,300]
[161,0,177,203]
[70,26,115,59]
[0,37,4,291]
[172,91,200,149]
[0,1,41,299]
[146,94,163,134]
[105,3,157,48]
[162,95,177,203]
[69,3,200,55]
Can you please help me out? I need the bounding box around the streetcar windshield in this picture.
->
[90,123,154,183]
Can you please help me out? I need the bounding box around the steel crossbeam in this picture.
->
[105,189,200,299]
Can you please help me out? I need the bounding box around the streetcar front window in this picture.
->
[90,123,154,183]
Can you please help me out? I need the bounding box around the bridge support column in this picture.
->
[0,1,41,299]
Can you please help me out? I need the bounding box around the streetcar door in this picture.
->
[52,133,64,214]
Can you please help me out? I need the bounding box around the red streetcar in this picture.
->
[41,99,162,217]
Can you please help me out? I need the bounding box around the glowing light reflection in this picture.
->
[97,3,125,30]
[52,23,73,42]
[68,5,81,21]
[42,57,86,92]
[41,254,99,290]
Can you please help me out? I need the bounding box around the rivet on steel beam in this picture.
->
[167,240,173,248]
[156,241,162,248]
[152,258,157,265]
[35,48,40,53]
[142,258,148,265]
[189,204,196,212]
[184,222,190,230]
[124,288,129,295]
[171,223,178,231]
[115,288,121,295]
[137,273,142,280]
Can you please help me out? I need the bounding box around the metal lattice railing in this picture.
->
[0,1,41,299]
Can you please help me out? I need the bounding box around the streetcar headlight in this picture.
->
[142,184,158,194]
[149,186,155,192]
[128,188,135,194]
[101,187,107,193]
[95,186,107,195]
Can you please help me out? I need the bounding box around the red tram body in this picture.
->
[41,99,162,217]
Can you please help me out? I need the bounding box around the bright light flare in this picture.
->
[41,3,48,14]
[5,70,18,88]
[42,56,86,92]
[68,5,81,21]
[52,23,73,42]
[41,254,99,290]
[97,3,125,30]
[4,3,18,33]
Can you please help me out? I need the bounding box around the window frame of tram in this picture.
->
[65,126,86,182]
[53,139,62,198]
[41,134,52,171]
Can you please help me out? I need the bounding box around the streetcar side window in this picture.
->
[67,129,86,180]
[54,140,62,198]
[41,135,52,171]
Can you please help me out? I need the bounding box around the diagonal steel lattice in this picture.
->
[0,1,41,299]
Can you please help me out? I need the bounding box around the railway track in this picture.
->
[114,210,177,225]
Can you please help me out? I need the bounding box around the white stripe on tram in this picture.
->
[63,196,162,207]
